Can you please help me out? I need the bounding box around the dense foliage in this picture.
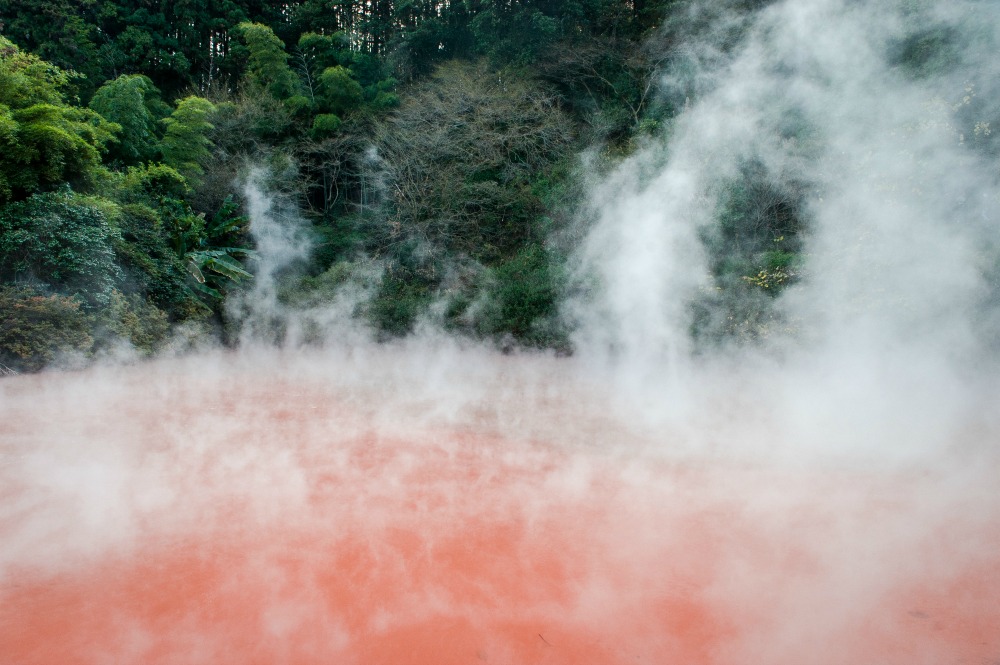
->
[10,0,957,369]
[0,1,684,370]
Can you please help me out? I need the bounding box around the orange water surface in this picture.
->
[1,360,998,664]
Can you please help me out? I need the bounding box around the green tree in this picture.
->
[317,65,364,116]
[160,96,216,183]
[103,8,195,97]
[293,32,351,108]
[106,163,204,317]
[237,21,300,100]
[89,74,167,164]
[112,202,201,318]
[107,163,254,306]
[0,37,66,107]
[0,37,117,202]
[286,0,355,40]
[311,113,343,138]
[0,0,104,99]
[393,1,475,79]
[468,0,562,66]
[174,196,255,302]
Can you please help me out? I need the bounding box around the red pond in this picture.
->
[1,352,998,664]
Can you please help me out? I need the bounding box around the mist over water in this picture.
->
[3,1,1000,663]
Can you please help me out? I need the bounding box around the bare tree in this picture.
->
[367,59,575,263]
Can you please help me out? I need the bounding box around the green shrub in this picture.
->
[94,290,170,355]
[0,190,122,305]
[113,203,199,317]
[0,285,93,372]
[475,243,567,348]
[368,271,433,337]
[311,112,342,138]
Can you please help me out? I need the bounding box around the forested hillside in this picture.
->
[0,0,685,371]
[1,0,986,371]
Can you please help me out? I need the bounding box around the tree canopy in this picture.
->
[0,37,117,203]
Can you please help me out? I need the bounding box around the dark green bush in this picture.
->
[0,190,122,305]
[311,113,343,138]
[113,203,201,317]
[368,271,434,337]
[475,243,567,348]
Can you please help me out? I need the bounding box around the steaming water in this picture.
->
[2,347,999,663]
[3,0,1000,663]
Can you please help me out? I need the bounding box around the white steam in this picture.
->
[568,0,1000,461]
[575,0,999,363]
[228,169,309,343]
[232,169,376,347]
